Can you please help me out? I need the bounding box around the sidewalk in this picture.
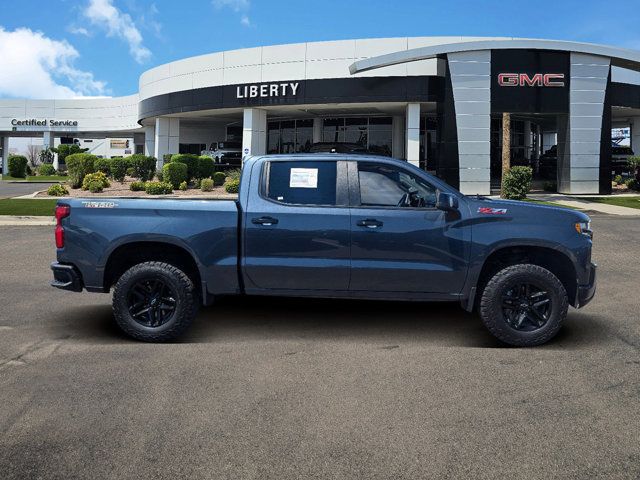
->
[0,216,55,226]
[527,193,640,216]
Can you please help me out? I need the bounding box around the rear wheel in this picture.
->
[479,264,568,347]
[112,261,198,342]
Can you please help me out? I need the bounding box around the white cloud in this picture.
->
[0,27,108,99]
[213,0,252,27]
[68,25,90,36]
[83,0,151,63]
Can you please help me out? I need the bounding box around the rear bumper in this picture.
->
[50,262,83,292]
[576,262,597,308]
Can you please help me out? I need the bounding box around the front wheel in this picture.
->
[479,264,568,347]
[112,261,198,342]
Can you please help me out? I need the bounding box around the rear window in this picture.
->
[266,161,337,206]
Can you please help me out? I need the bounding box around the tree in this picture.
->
[500,112,511,198]
[26,144,42,167]
[53,144,89,166]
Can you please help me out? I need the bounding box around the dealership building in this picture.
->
[2,36,640,195]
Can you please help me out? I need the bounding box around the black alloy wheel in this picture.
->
[501,283,551,331]
[127,278,177,327]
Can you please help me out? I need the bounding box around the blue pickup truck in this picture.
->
[51,154,596,346]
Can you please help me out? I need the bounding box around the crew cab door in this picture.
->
[242,159,351,292]
[348,161,469,296]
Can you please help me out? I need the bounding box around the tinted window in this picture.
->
[358,162,437,208]
[267,161,337,206]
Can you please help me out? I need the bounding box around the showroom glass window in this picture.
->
[322,117,393,156]
[357,162,437,208]
[267,120,314,154]
[266,161,337,206]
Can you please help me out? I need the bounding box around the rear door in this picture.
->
[348,160,469,296]
[242,158,351,292]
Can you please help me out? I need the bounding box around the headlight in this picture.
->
[575,221,593,239]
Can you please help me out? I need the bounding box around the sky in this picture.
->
[0,0,639,99]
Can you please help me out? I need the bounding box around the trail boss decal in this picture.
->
[82,201,118,209]
[478,207,508,215]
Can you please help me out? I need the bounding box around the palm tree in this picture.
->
[501,112,511,198]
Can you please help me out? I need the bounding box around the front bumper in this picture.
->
[576,262,597,308]
[51,262,83,292]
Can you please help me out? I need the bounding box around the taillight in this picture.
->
[55,204,70,248]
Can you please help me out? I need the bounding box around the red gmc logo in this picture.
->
[498,73,565,87]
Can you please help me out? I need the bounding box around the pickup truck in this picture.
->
[51,154,596,346]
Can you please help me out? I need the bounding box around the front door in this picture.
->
[349,161,469,295]
[243,158,351,292]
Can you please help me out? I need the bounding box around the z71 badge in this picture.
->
[478,207,507,215]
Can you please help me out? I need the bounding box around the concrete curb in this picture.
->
[0,216,55,226]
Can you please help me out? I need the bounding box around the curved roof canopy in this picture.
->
[349,38,640,75]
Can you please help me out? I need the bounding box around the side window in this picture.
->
[358,162,437,208]
[266,161,337,206]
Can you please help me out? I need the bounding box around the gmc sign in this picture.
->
[498,73,565,87]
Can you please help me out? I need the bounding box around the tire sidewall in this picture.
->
[113,262,195,341]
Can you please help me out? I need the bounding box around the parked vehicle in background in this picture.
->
[200,141,242,165]
[51,154,596,347]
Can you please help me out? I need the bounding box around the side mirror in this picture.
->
[436,192,459,212]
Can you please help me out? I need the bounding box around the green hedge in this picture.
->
[198,156,214,179]
[145,181,173,195]
[213,171,226,186]
[502,166,533,200]
[110,157,129,182]
[7,155,28,178]
[162,162,188,189]
[94,158,111,176]
[66,153,97,188]
[47,184,68,196]
[170,154,199,180]
[201,178,214,192]
[129,154,157,181]
[130,180,146,191]
[82,172,110,191]
[224,178,240,194]
[38,164,56,176]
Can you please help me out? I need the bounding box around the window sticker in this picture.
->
[289,168,318,188]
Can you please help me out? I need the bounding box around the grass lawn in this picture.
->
[584,196,640,210]
[522,198,578,209]
[0,199,59,216]
[1,175,67,182]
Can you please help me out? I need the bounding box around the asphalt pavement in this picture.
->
[0,215,639,479]
[0,181,54,199]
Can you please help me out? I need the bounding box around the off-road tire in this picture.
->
[112,261,198,342]
[479,264,568,347]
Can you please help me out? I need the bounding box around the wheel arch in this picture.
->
[472,244,578,309]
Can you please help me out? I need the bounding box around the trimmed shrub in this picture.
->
[129,154,157,181]
[162,153,174,164]
[501,166,532,200]
[198,156,214,179]
[201,178,214,192]
[145,181,173,195]
[179,181,188,191]
[82,171,110,191]
[213,171,226,186]
[226,169,242,182]
[110,157,128,182]
[94,158,112,176]
[7,155,28,178]
[38,164,56,176]
[170,154,199,180]
[613,174,623,185]
[47,184,68,196]
[624,178,639,190]
[66,153,96,188]
[162,162,188,189]
[54,144,88,167]
[130,181,146,191]
[86,179,105,193]
[224,178,240,194]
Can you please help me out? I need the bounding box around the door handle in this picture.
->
[252,216,279,226]
[357,218,383,229]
